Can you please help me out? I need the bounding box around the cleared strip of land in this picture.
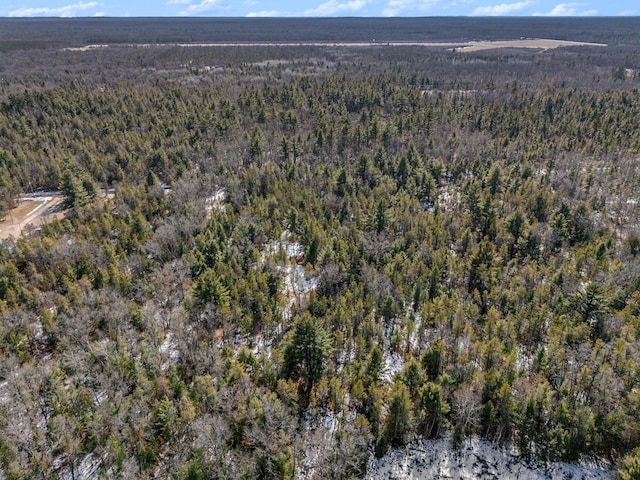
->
[64,38,606,52]
[453,38,607,52]
[0,193,64,240]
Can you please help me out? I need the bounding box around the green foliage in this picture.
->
[192,269,230,309]
[136,437,160,472]
[400,359,426,398]
[421,339,444,381]
[1,22,640,478]
[282,313,332,405]
[365,345,385,385]
[418,382,449,439]
[376,383,413,457]
[153,396,177,441]
[618,447,640,480]
[172,449,212,480]
[60,168,98,209]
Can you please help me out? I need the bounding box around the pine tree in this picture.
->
[281,314,332,407]
[376,383,413,457]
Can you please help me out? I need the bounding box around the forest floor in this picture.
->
[0,193,65,240]
[366,436,614,480]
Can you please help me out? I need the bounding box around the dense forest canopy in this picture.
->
[0,17,639,479]
[1,17,639,47]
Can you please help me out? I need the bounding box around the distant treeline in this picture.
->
[1,17,640,50]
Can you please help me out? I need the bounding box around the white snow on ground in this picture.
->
[382,350,404,383]
[262,231,318,321]
[159,333,179,370]
[515,345,533,373]
[93,390,107,407]
[303,407,341,433]
[298,407,357,480]
[250,332,274,358]
[264,231,298,258]
[365,436,614,480]
[0,381,9,412]
[408,313,423,351]
[58,453,102,480]
[281,264,317,295]
[262,230,305,259]
[280,262,318,321]
[382,319,405,382]
[437,185,461,212]
[205,188,226,212]
[232,232,318,357]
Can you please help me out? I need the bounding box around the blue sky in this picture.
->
[0,0,637,17]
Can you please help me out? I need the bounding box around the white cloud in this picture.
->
[179,0,224,15]
[304,0,367,16]
[383,0,438,17]
[166,0,193,5]
[448,0,475,6]
[9,1,102,17]
[246,10,286,17]
[620,9,638,15]
[471,0,534,15]
[533,2,598,15]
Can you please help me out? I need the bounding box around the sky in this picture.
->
[0,0,637,18]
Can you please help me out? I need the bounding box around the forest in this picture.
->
[0,17,639,479]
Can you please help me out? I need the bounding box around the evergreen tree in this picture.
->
[376,383,413,457]
[281,314,332,407]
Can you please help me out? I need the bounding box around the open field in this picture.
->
[63,38,607,52]
[452,38,607,52]
[0,194,64,240]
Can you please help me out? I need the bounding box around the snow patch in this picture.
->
[58,453,102,480]
[303,407,341,433]
[382,351,404,383]
[262,231,318,321]
[515,345,533,373]
[263,233,305,259]
[281,264,317,295]
[32,321,44,341]
[437,185,461,212]
[365,435,614,480]
[159,333,179,370]
[249,332,273,358]
[408,313,422,351]
[382,318,405,382]
[298,407,356,480]
[205,188,226,212]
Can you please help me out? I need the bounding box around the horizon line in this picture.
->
[1,14,639,18]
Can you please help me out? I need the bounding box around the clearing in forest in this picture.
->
[63,38,606,52]
[0,193,65,240]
